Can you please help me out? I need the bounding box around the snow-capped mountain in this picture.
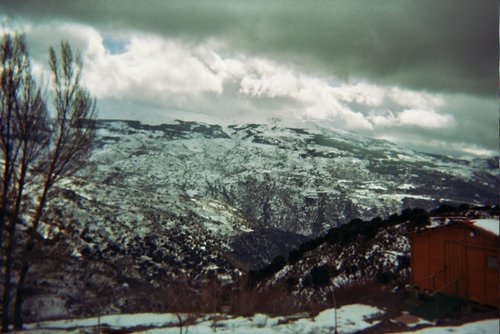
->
[22,119,497,321]
[75,118,497,270]
[88,119,497,235]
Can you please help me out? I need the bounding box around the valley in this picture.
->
[19,120,498,323]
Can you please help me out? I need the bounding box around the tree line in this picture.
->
[0,33,96,332]
[245,204,498,289]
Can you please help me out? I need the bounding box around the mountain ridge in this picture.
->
[18,119,498,321]
[88,119,497,234]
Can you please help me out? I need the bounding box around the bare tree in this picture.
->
[11,40,96,330]
[0,34,95,331]
[0,33,48,333]
[0,34,28,249]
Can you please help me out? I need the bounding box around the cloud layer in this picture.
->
[1,0,497,96]
[0,1,497,157]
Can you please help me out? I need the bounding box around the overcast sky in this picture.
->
[0,0,497,157]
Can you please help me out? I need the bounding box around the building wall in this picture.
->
[411,223,498,307]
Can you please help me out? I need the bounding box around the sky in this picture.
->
[0,0,498,158]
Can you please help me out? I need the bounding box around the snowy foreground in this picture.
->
[16,304,497,334]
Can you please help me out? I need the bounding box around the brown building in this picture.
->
[410,219,499,307]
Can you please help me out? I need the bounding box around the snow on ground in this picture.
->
[472,219,499,236]
[19,304,381,334]
[15,305,498,334]
[23,313,184,331]
[394,319,498,334]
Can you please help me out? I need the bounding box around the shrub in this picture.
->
[431,204,457,214]
[246,255,286,288]
[345,265,358,275]
[397,255,411,270]
[339,227,357,243]
[298,237,323,254]
[310,265,330,287]
[384,213,401,227]
[458,203,471,211]
[376,271,394,284]
[288,249,302,264]
[408,208,429,227]
[286,276,298,290]
[370,216,383,226]
[325,228,339,244]
[269,255,286,272]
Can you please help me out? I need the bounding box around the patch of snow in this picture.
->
[396,154,421,162]
[380,193,433,202]
[312,304,382,333]
[398,183,416,190]
[364,183,387,191]
[393,319,498,334]
[25,313,185,331]
[471,219,499,236]
[22,304,382,334]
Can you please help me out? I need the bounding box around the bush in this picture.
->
[246,255,287,288]
[408,208,429,227]
[345,265,358,275]
[339,227,357,243]
[288,249,302,264]
[370,216,383,225]
[310,265,330,287]
[397,255,410,270]
[359,221,378,239]
[376,271,394,284]
[349,218,364,225]
[458,203,471,211]
[431,204,457,214]
[269,255,286,272]
[325,228,339,244]
[384,213,401,227]
[286,276,298,289]
[298,237,323,254]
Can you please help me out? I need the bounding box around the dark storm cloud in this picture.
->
[1,0,497,157]
[1,0,497,97]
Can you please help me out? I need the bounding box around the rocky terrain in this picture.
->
[245,206,498,314]
[18,119,498,321]
[90,120,497,231]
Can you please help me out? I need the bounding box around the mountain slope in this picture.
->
[88,119,497,236]
[19,119,498,321]
[248,206,498,309]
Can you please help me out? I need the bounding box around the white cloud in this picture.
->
[237,61,374,129]
[388,87,445,110]
[239,64,299,98]
[375,135,498,158]
[454,144,497,157]
[83,35,225,100]
[17,23,226,104]
[14,22,454,133]
[7,20,491,156]
[368,109,454,129]
[329,82,445,112]
[332,83,386,107]
[368,110,398,127]
[398,109,454,128]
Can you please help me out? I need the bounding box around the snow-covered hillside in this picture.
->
[19,120,497,322]
[88,120,497,236]
[248,207,498,313]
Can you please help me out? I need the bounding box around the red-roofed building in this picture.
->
[410,219,499,307]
